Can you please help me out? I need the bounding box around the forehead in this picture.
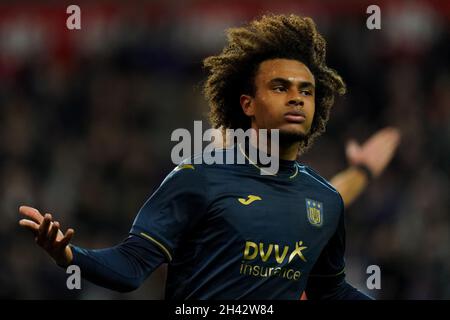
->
[255,58,315,85]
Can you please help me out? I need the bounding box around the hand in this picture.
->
[19,205,74,267]
[346,127,401,178]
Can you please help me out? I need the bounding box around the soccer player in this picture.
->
[18,14,399,299]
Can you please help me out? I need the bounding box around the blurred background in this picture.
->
[0,0,448,299]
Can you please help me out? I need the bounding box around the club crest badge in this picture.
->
[305,198,323,227]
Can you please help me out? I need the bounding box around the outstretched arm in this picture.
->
[18,164,206,293]
[330,127,401,208]
[18,205,165,292]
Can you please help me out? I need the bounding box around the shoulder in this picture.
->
[162,157,206,186]
[162,149,223,186]
[298,165,341,196]
[299,164,345,214]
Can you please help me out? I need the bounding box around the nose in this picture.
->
[287,97,304,107]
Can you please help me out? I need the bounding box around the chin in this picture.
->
[278,128,308,146]
[280,124,309,137]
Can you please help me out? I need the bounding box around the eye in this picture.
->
[273,86,287,92]
[300,90,313,96]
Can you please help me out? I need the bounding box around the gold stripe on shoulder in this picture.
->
[175,164,195,171]
[139,232,173,262]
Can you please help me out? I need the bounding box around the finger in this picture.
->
[370,127,401,147]
[366,131,391,149]
[375,131,401,158]
[346,140,359,153]
[19,206,44,224]
[377,126,398,137]
[369,131,401,176]
[366,127,398,144]
[19,219,40,236]
[48,221,60,243]
[383,127,401,138]
[346,140,362,164]
[37,214,52,244]
[386,129,401,146]
[57,229,74,248]
[378,129,400,145]
[363,128,401,161]
[383,135,400,154]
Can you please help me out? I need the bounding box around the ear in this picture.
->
[240,94,255,117]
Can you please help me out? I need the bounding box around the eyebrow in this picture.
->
[268,78,315,89]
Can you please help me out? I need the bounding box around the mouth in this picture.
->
[284,110,306,123]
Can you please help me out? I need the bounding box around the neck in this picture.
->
[249,126,300,161]
[278,142,300,160]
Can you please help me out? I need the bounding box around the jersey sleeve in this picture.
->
[69,235,166,293]
[129,164,208,262]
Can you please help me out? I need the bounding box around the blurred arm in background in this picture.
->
[330,127,401,208]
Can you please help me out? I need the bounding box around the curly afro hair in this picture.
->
[203,14,346,153]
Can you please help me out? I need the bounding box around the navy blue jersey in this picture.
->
[130,145,346,299]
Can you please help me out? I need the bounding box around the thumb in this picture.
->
[346,140,362,165]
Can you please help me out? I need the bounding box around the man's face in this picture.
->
[241,58,316,142]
